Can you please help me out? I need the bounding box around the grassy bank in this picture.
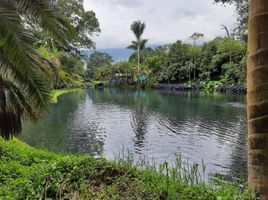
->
[0,138,255,200]
[51,88,81,103]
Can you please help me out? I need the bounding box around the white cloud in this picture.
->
[84,0,236,48]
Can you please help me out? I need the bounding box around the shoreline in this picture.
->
[51,88,82,103]
[154,83,247,95]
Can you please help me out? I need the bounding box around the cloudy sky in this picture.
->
[84,0,236,49]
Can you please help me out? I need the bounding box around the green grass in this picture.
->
[0,138,256,200]
[51,88,81,103]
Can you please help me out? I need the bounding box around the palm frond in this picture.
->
[0,50,51,111]
[0,76,38,140]
[127,41,138,50]
[127,39,148,51]
[140,39,148,50]
[0,3,51,110]
[0,0,76,140]
[130,20,146,40]
[13,0,75,44]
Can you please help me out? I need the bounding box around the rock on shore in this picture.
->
[215,85,247,95]
[154,84,199,91]
[154,83,247,95]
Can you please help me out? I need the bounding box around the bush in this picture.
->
[200,81,224,91]
[0,138,256,200]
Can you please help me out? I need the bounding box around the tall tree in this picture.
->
[247,0,268,199]
[159,41,191,83]
[86,51,113,80]
[190,33,204,46]
[189,33,204,80]
[56,0,100,49]
[31,0,100,52]
[215,0,248,41]
[129,21,147,70]
[0,0,71,140]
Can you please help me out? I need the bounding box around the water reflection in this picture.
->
[21,91,86,152]
[20,88,247,175]
[131,90,149,151]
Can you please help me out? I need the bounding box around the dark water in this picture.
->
[20,89,247,175]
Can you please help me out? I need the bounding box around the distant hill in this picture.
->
[81,48,133,62]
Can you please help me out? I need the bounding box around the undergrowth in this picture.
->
[51,89,81,103]
[0,138,256,200]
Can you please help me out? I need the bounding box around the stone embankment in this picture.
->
[215,85,247,95]
[154,84,200,91]
[154,84,247,95]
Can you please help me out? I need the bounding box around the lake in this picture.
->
[20,88,247,176]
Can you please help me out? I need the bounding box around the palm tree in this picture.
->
[127,40,148,52]
[128,21,147,70]
[189,33,203,81]
[247,0,268,199]
[0,0,71,140]
[127,39,148,63]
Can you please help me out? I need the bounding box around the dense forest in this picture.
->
[87,36,247,89]
[85,0,248,89]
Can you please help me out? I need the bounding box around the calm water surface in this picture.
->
[20,89,247,175]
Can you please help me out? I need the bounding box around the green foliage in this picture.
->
[51,88,82,103]
[190,33,204,45]
[90,37,246,89]
[57,70,84,89]
[200,81,224,91]
[58,53,85,76]
[129,20,147,67]
[216,38,246,62]
[50,0,100,49]
[148,37,247,86]
[130,20,146,41]
[86,51,113,81]
[92,60,159,88]
[37,46,86,89]
[87,51,113,69]
[144,46,168,73]
[0,138,256,199]
[94,61,135,82]
[221,62,246,84]
[127,39,148,51]
[38,46,57,59]
[158,41,191,83]
[0,0,75,139]
[129,47,153,63]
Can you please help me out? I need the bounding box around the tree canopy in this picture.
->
[57,0,100,49]
[86,51,113,81]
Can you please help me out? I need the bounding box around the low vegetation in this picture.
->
[51,89,82,103]
[0,138,255,200]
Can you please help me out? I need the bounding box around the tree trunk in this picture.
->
[193,57,196,80]
[247,0,268,199]
[189,66,191,83]
[137,43,140,71]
